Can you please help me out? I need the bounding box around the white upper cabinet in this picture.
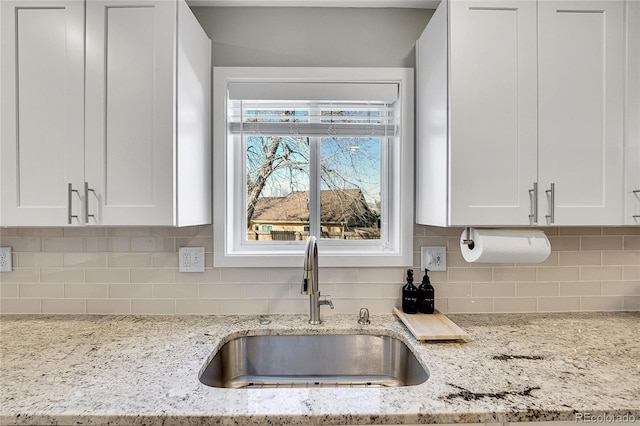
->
[1,0,211,227]
[625,0,640,225]
[0,1,85,226]
[538,0,624,225]
[416,0,628,227]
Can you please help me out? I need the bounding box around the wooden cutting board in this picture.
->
[393,307,469,342]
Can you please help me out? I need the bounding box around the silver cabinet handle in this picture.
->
[84,182,96,223]
[634,190,640,219]
[545,183,555,224]
[68,183,79,224]
[528,182,538,224]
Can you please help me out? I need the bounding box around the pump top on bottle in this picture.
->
[401,269,419,314]
[418,269,435,314]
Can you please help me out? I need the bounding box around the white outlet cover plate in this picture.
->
[179,247,205,273]
[420,246,447,272]
[0,247,13,272]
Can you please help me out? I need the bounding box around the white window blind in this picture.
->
[227,81,399,137]
[229,100,397,137]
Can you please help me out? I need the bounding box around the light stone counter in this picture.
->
[0,312,638,425]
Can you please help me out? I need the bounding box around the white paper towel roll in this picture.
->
[460,228,551,263]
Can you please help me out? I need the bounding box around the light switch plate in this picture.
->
[0,247,13,272]
[179,247,205,273]
[420,246,447,272]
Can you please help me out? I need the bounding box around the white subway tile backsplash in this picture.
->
[176,299,220,314]
[333,283,382,299]
[492,267,536,282]
[0,283,18,298]
[547,236,581,251]
[175,269,220,284]
[65,283,109,299]
[320,268,358,283]
[131,268,175,284]
[42,299,86,314]
[559,281,601,296]
[15,253,63,267]
[623,296,640,310]
[433,282,472,298]
[471,282,515,298]
[18,228,63,237]
[1,299,41,313]
[267,298,307,314]
[516,282,559,297]
[220,299,268,314]
[63,253,108,268]
[40,268,84,283]
[220,268,267,284]
[0,237,41,252]
[623,236,640,250]
[107,253,153,268]
[85,268,129,284]
[199,284,245,299]
[265,268,299,284]
[86,299,130,314]
[19,283,64,298]
[0,268,39,283]
[0,225,637,314]
[537,267,580,282]
[580,266,623,281]
[42,237,84,252]
[245,283,291,299]
[580,236,623,251]
[356,268,404,283]
[538,297,581,312]
[494,297,538,313]
[602,251,640,265]
[109,284,153,299]
[580,296,624,311]
[131,299,175,314]
[601,281,640,296]
[558,251,602,266]
[84,237,131,252]
[153,284,198,299]
[448,298,493,313]
[623,266,640,280]
[448,268,492,282]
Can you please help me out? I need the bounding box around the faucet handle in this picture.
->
[358,307,370,325]
[320,295,334,309]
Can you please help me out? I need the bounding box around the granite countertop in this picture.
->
[0,312,639,425]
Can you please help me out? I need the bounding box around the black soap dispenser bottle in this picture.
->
[401,269,419,314]
[418,269,435,314]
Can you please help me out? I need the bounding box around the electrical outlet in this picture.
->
[179,247,205,273]
[0,247,13,272]
[421,246,447,272]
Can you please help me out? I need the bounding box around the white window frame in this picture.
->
[213,67,414,267]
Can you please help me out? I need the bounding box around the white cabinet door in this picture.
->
[625,0,640,225]
[84,0,176,226]
[538,0,625,225]
[448,0,538,226]
[415,0,537,227]
[0,0,85,226]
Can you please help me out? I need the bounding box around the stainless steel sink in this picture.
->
[199,334,429,388]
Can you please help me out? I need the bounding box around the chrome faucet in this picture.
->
[301,236,333,324]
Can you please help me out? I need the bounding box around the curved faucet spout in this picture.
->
[301,236,332,324]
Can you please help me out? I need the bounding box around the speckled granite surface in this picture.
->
[0,312,638,425]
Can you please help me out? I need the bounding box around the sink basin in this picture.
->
[199,334,429,388]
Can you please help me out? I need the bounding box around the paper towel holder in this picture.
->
[462,227,475,249]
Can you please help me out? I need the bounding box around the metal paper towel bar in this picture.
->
[462,227,474,249]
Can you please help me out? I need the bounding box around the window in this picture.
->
[213,67,414,267]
